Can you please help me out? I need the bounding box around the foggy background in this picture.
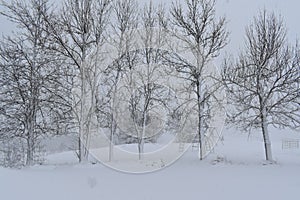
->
[0,0,299,63]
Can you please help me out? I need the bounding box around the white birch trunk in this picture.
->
[197,82,203,160]
[78,66,89,163]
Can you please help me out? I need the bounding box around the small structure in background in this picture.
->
[282,139,299,150]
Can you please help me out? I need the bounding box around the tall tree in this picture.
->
[43,0,112,162]
[102,1,173,160]
[222,10,300,162]
[102,0,139,161]
[132,1,170,159]
[169,0,228,159]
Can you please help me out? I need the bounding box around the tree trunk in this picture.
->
[25,118,34,166]
[198,115,203,160]
[109,114,114,162]
[261,109,273,161]
[138,112,147,160]
[109,73,120,162]
[26,133,34,166]
[78,68,89,163]
[78,136,82,162]
[138,140,144,160]
[197,81,203,160]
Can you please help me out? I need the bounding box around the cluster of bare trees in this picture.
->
[0,0,298,167]
[0,0,74,167]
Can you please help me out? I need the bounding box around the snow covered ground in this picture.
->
[0,127,299,200]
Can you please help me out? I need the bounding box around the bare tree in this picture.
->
[102,1,173,160]
[222,10,300,162]
[99,0,139,162]
[169,0,228,159]
[0,0,71,166]
[42,0,112,162]
[132,1,170,159]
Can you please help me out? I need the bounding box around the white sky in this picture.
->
[0,0,299,61]
[216,0,299,54]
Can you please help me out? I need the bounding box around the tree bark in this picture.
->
[197,81,203,160]
[138,112,147,160]
[261,108,273,161]
[79,66,89,163]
